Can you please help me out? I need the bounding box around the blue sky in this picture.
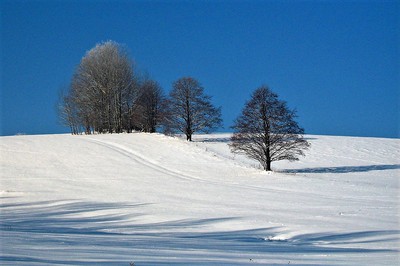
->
[1,0,399,138]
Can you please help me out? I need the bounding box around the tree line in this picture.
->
[58,41,309,171]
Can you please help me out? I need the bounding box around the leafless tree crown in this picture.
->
[230,86,310,171]
[164,77,222,141]
[133,79,166,133]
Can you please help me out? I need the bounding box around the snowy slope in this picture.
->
[1,133,399,265]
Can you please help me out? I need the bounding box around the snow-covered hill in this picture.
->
[1,133,399,265]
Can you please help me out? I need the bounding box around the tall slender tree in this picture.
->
[57,87,80,135]
[230,86,310,171]
[165,77,222,141]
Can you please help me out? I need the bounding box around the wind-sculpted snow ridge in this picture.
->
[1,133,399,265]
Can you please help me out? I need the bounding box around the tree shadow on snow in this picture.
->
[283,164,400,174]
[1,200,399,265]
[195,136,318,143]
[195,136,231,143]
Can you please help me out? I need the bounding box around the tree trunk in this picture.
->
[118,90,122,133]
[108,102,112,133]
[266,160,271,171]
[265,147,271,171]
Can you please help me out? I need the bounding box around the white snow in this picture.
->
[1,133,399,265]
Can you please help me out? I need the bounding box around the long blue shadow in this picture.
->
[1,200,398,265]
[284,164,400,174]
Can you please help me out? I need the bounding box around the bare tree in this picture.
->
[230,86,310,171]
[57,87,81,135]
[62,41,137,134]
[165,77,222,141]
[133,79,165,133]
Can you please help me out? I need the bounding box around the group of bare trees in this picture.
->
[59,41,145,134]
[59,41,310,171]
[58,41,220,138]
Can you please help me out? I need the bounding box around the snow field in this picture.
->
[1,133,399,265]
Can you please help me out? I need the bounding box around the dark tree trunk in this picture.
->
[108,102,112,133]
[266,160,271,171]
[185,95,192,141]
[85,125,91,135]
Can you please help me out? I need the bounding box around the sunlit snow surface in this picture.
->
[1,133,399,265]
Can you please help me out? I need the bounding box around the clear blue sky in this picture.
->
[1,0,399,138]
